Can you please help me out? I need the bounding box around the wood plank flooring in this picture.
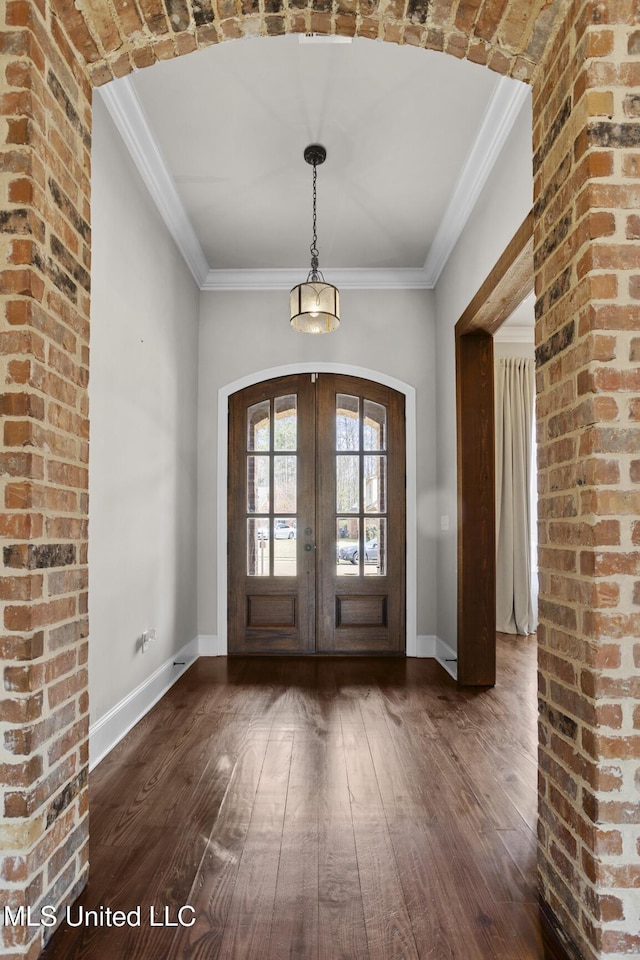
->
[41,633,543,960]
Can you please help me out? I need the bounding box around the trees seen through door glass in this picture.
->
[335,394,387,577]
[246,396,297,577]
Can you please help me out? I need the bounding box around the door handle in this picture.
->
[304,543,316,552]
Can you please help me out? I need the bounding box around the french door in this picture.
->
[228,373,405,654]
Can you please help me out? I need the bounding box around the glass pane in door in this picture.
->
[247,456,269,513]
[247,400,270,451]
[247,518,270,576]
[274,395,297,450]
[336,517,360,576]
[363,455,386,513]
[364,518,386,576]
[273,517,297,577]
[336,395,360,450]
[334,392,388,579]
[274,456,297,513]
[336,456,359,513]
[245,394,298,578]
[363,400,386,450]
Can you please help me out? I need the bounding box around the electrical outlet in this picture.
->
[141,629,156,654]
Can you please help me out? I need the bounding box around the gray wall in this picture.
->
[89,96,199,723]
[197,288,437,642]
[434,93,534,652]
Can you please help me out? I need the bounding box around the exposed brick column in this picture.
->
[534,2,640,957]
[0,0,91,955]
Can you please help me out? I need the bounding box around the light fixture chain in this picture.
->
[310,161,319,279]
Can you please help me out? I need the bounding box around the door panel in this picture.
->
[228,374,405,655]
[228,375,316,654]
[317,375,405,653]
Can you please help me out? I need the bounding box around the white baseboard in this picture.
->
[415,635,436,657]
[89,636,199,770]
[435,636,458,680]
[198,634,222,656]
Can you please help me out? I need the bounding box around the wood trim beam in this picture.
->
[454,209,534,687]
[455,332,496,686]
[457,210,534,337]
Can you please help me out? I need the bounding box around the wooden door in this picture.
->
[316,374,405,653]
[228,375,316,654]
[228,374,405,655]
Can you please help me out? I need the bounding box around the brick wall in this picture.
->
[3,1,640,959]
[0,0,91,955]
[534,1,640,957]
[50,0,563,86]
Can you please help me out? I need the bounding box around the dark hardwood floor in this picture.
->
[42,633,542,960]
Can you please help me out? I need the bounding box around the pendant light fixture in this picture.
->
[290,144,340,334]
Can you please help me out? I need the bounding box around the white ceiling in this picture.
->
[99,35,530,290]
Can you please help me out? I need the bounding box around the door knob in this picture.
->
[304,543,316,552]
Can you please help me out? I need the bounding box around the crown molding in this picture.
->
[201,266,432,291]
[423,76,531,286]
[98,78,210,287]
[101,69,529,293]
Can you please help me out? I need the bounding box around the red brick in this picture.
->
[600,865,640,888]
[0,693,42,723]
[602,931,640,952]
[46,461,88,490]
[583,610,640,640]
[0,450,44,480]
[4,755,76,818]
[4,663,45,692]
[596,703,623,729]
[581,551,640,577]
[0,757,42,789]
[48,717,87,765]
[580,488,640,515]
[0,632,44,660]
[47,568,87,596]
[0,576,42,601]
[4,596,76,632]
[47,667,87,709]
[597,894,624,921]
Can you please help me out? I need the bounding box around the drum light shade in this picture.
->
[290,281,340,334]
[290,144,340,334]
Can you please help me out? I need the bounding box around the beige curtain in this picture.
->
[495,357,537,635]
